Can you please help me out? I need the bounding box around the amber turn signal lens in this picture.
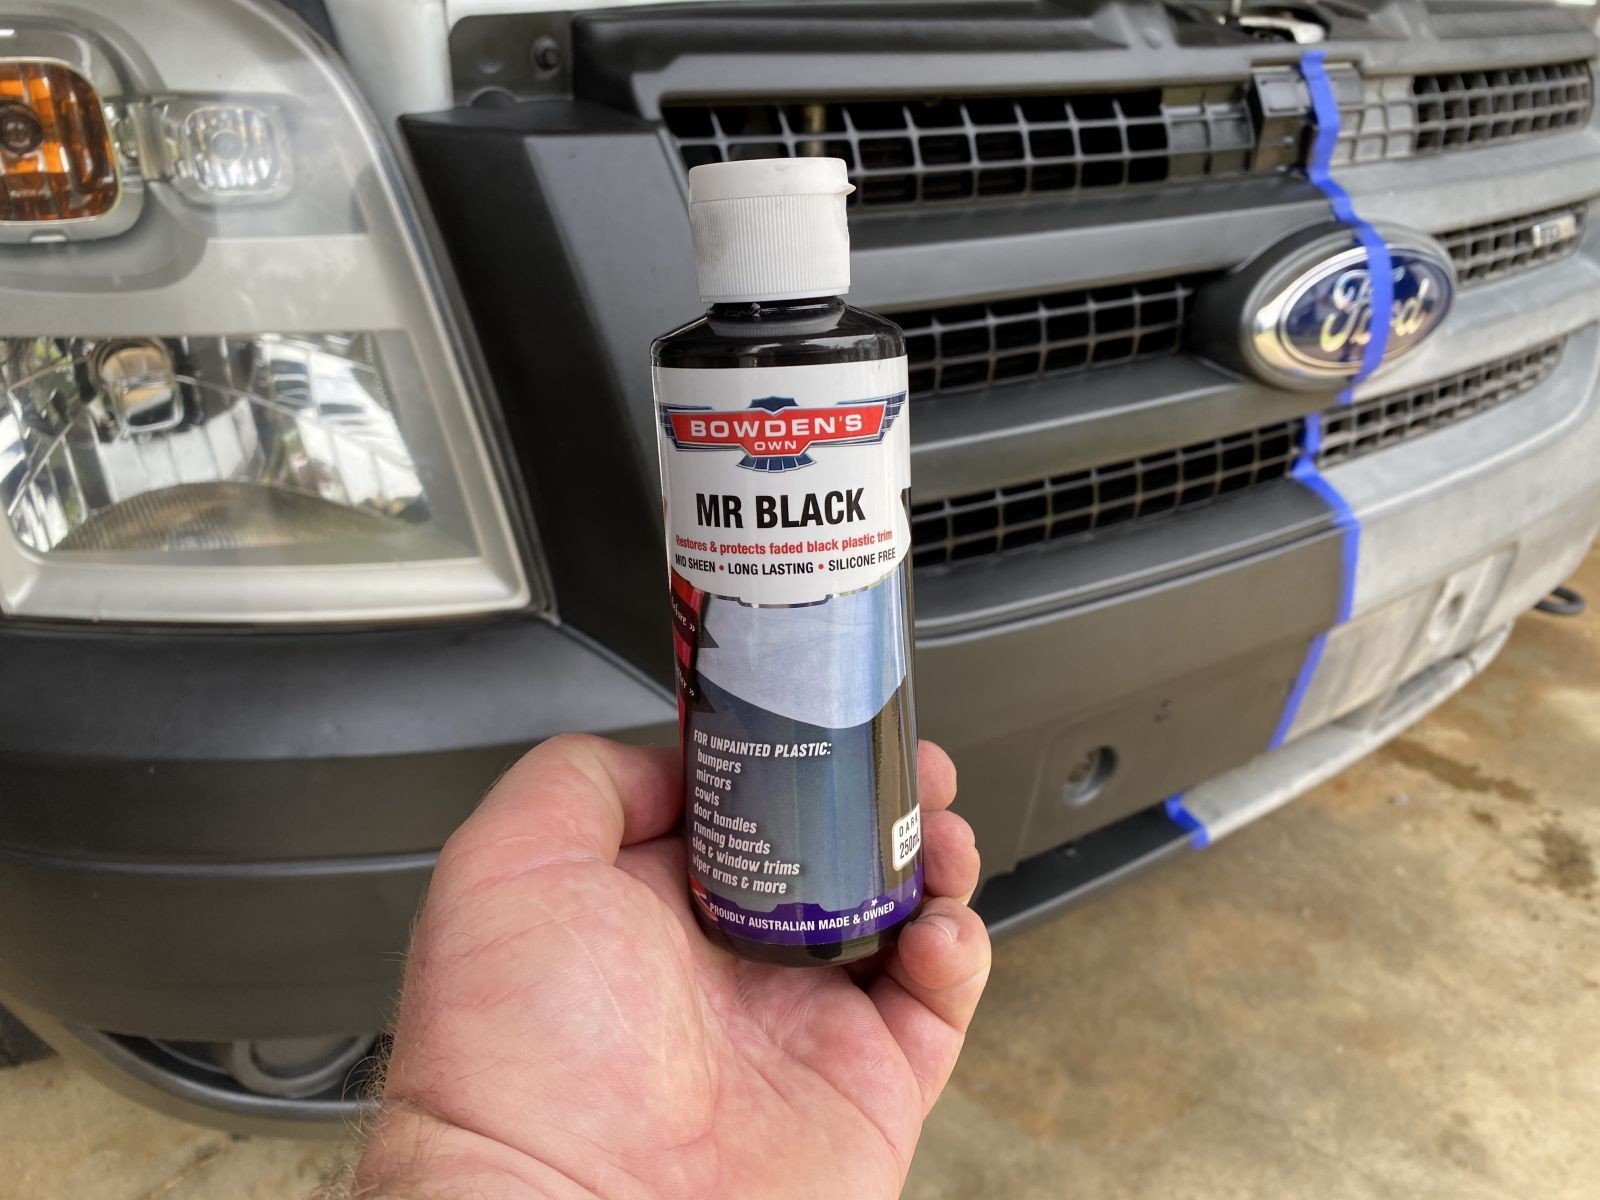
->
[0,59,118,223]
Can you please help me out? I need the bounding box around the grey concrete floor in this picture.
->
[3,545,1597,1200]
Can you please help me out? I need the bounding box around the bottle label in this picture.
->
[655,357,922,949]
[654,358,911,605]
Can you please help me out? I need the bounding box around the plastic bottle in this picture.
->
[652,157,923,966]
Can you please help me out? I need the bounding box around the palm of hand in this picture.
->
[360,736,988,1200]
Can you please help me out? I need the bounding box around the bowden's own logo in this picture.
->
[1264,243,1454,378]
[661,393,906,473]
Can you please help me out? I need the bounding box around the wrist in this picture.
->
[354,1101,601,1200]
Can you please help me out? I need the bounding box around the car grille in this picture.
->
[910,422,1303,568]
[888,198,1576,408]
[1413,62,1593,154]
[1439,202,1588,286]
[1317,340,1566,466]
[1332,60,1593,165]
[886,196,1583,405]
[891,275,1205,399]
[912,339,1568,570]
[644,16,1595,580]
[662,84,1261,208]
[668,61,1591,199]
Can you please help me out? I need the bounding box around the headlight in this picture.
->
[0,1,533,622]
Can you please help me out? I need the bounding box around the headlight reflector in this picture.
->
[3,333,434,555]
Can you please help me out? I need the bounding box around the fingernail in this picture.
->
[917,913,961,944]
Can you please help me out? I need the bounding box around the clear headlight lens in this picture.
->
[148,98,292,203]
[0,1,533,623]
[3,334,429,553]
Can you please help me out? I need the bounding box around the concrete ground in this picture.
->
[3,546,1596,1200]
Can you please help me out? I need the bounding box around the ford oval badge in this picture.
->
[1228,226,1457,390]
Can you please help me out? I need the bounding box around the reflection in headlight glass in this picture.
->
[0,333,428,554]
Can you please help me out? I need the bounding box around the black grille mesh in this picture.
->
[909,423,1303,568]
[1318,340,1565,466]
[663,85,1258,208]
[1439,203,1588,286]
[1312,60,1592,166]
[1413,62,1592,154]
[911,341,1567,570]
[665,62,1591,204]
[890,276,1204,399]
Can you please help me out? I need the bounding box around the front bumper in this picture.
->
[0,617,673,1042]
[6,309,1596,1112]
[6,318,1599,1134]
[7,357,1592,1129]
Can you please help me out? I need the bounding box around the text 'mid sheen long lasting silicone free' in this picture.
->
[652,158,923,966]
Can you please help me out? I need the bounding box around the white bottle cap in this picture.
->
[686,158,855,304]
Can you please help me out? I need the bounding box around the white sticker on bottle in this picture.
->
[654,357,910,607]
[891,805,922,872]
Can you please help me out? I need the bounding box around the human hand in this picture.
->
[354,733,989,1199]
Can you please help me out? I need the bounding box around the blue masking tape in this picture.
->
[1268,49,1389,748]
[1301,50,1393,393]
[1168,49,1395,838]
[1163,795,1210,849]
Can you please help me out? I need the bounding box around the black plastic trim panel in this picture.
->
[0,846,431,1040]
[572,1,1597,122]
[405,103,693,677]
[0,617,673,861]
[975,805,1192,940]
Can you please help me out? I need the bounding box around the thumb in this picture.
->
[868,898,991,1116]
[443,734,683,879]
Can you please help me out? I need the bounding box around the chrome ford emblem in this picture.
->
[1192,224,1458,391]
[1263,243,1454,379]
